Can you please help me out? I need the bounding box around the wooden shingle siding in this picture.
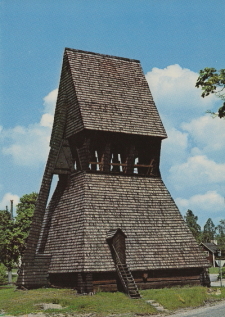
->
[16,151,55,287]
[17,254,51,288]
[43,172,209,274]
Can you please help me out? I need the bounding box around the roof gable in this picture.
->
[200,242,219,253]
[54,48,167,139]
[106,228,127,240]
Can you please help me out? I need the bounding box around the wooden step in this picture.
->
[128,285,138,289]
[130,293,141,298]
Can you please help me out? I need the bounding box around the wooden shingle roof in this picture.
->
[51,48,167,140]
[43,172,209,273]
[201,242,219,254]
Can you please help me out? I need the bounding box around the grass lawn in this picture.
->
[141,286,225,310]
[0,285,225,316]
[0,286,156,316]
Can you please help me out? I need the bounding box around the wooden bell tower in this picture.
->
[17,48,210,294]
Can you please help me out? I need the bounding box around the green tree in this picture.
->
[202,218,217,243]
[0,193,37,271]
[196,67,225,118]
[0,210,15,271]
[0,263,7,285]
[13,192,38,256]
[217,219,225,250]
[0,209,11,223]
[184,209,202,242]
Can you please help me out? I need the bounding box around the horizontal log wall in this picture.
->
[49,268,205,293]
[49,273,78,288]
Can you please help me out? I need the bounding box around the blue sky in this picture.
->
[0,1,225,227]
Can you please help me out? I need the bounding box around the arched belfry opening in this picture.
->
[17,48,210,294]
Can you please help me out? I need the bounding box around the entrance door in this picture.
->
[107,228,127,264]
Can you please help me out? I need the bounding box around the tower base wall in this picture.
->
[48,267,210,293]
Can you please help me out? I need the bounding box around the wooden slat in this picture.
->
[90,161,154,168]
[93,279,117,285]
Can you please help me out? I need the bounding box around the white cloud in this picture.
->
[169,155,225,191]
[40,89,57,127]
[146,64,216,109]
[43,89,58,114]
[145,64,219,128]
[1,124,51,166]
[40,113,54,128]
[0,193,20,213]
[0,89,57,166]
[161,127,188,166]
[181,115,225,156]
[176,191,225,214]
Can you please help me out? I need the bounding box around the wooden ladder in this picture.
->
[112,246,140,299]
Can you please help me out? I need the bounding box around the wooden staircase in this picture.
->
[116,263,140,299]
[111,246,140,299]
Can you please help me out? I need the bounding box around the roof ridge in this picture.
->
[65,47,140,63]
